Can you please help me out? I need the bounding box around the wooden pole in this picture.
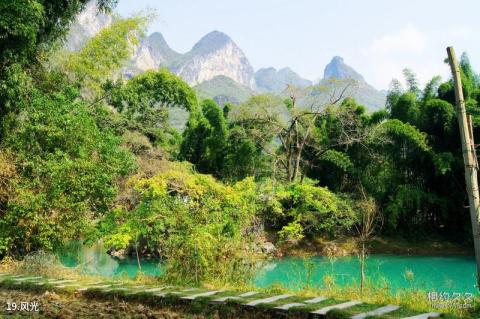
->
[447,46,480,288]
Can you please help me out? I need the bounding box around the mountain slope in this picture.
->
[169,31,255,88]
[64,1,112,51]
[255,67,312,93]
[125,32,181,76]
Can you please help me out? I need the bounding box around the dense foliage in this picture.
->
[261,180,356,243]
[0,88,134,255]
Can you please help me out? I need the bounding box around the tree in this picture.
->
[231,81,363,183]
[179,99,228,177]
[223,125,270,181]
[55,16,149,98]
[106,69,197,145]
[0,0,117,68]
[0,0,117,137]
[390,92,419,125]
[0,87,135,256]
[354,192,382,294]
[447,46,480,288]
[403,68,421,97]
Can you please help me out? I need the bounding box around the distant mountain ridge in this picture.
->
[65,4,386,110]
[323,56,364,81]
[318,56,386,109]
[255,67,312,93]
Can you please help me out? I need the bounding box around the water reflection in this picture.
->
[57,241,161,278]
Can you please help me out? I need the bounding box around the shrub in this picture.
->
[261,179,357,239]
[99,163,262,285]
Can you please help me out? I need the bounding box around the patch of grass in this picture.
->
[325,308,351,319]
[335,303,384,316]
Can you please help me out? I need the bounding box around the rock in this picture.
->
[109,249,128,259]
[322,242,350,256]
[43,291,60,300]
[262,242,276,254]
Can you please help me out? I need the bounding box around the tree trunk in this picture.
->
[447,46,480,288]
[135,242,142,272]
[292,149,302,182]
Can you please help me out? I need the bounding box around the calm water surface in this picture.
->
[57,243,477,294]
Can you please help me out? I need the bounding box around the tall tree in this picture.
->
[179,99,228,177]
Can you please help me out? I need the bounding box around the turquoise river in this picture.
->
[57,243,477,295]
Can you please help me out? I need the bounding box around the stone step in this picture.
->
[238,291,260,298]
[303,296,327,304]
[77,284,111,291]
[47,279,76,284]
[55,284,81,289]
[351,304,400,319]
[103,287,129,293]
[154,288,197,298]
[182,290,224,300]
[170,288,199,294]
[274,302,306,310]
[143,287,166,293]
[35,279,76,286]
[12,276,43,282]
[401,313,441,319]
[76,281,103,287]
[245,294,293,307]
[311,300,362,315]
[212,291,260,302]
[127,286,171,295]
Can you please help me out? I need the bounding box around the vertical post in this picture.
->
[447,46,480,288]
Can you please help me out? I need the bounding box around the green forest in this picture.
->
[1,0,480,294]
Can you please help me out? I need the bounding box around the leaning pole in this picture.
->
[447,46,480,288]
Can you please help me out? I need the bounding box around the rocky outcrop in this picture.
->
[125,32,181,77]
[171,31,255,89]
[64,1,112,51]
[323,56,364,82]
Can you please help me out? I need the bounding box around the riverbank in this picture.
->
[274,235,473,257]
[0,272,474,319]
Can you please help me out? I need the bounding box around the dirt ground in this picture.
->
[0,289,213,319]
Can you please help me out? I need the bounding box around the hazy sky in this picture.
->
[116,0,479,90]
